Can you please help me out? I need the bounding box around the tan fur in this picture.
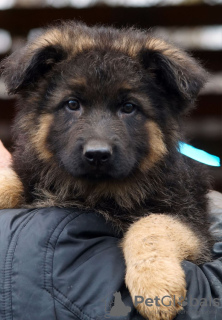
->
[0,168,23,209]
[67,78,87,87]
[113,36,142,57]
[30,26,95,59]
[120,82,133,91]
[83,178,147,209]
[147,38,182,60]
[121,215,202,320]
[140,121,167,172]
[22,132,155,210]
[146,37,191,74]
[29,25,186,65]
[113,34,184,61]
[31,170,148,211]
[30,114,53,161]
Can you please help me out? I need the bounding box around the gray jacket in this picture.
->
[0,203,222,320]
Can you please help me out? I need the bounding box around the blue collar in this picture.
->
[178,142,220,167]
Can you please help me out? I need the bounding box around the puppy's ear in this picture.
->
[139,37,207,110]
[1,40,67,95]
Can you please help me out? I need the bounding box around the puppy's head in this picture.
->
[1,21,207,184]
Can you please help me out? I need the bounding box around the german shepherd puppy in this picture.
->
[0,21,213,320]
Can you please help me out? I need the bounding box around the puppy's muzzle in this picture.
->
[83,140,112,167]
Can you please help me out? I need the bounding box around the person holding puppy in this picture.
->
[0,139,222,320]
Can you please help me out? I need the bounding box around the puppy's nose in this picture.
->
[83,140,112,166]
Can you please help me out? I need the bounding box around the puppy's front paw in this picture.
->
[121,215,200,320]
[125,257,186,320]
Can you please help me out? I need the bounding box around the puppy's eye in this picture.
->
[120,103,136,114]
[66,99,80,111]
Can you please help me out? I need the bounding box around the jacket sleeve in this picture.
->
[177,191,222,320]
[0,201,222,320]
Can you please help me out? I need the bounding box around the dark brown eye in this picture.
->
[66,99,80,111]
[121,103,136,114]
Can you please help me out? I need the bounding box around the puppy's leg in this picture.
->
[0,168,23,209]
[121,214,204,320]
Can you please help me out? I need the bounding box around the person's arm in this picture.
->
[0,140,23,209]
[0,140,12,168]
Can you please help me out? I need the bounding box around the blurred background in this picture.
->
[0,0,221,191]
